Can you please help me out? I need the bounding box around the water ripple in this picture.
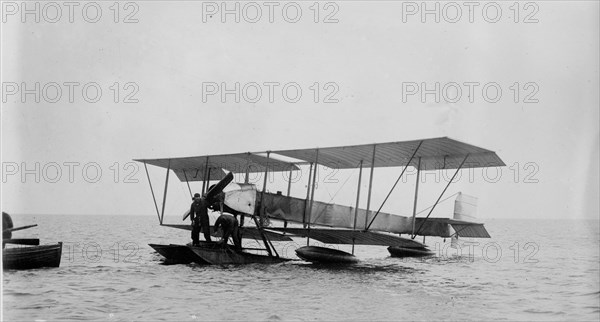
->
[3,215,599,321]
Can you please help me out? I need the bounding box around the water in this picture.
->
[3,215,599,321]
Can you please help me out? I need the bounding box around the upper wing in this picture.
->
[134,137,504,182]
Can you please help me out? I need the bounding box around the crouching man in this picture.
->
[214,214,242,252]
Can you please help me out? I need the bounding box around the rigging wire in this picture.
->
[385,191,461,218]
[414,191,460,216]
[310,166,356,225]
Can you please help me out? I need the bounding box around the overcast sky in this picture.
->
[2,1,598,221]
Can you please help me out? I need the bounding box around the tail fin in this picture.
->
[451,192,479,248]
[454,192,478,221]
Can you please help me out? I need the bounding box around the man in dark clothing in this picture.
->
[214,214,241,252]
[190,193,212,245]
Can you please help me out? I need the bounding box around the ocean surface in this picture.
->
[2,215,599,321]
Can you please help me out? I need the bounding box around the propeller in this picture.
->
[206,171,234,202]
[182,171,234,221]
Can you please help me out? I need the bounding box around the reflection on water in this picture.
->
[3,215,599,321]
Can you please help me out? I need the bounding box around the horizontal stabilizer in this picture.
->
[449,223,491,238]
[417,217,491,238]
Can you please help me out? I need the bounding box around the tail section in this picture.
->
[453,192,478,222]
[451,192,489,248]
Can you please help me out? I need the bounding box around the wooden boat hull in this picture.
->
[188,244,289,265]
[149,243,209,265]
[295,246,359,264]
[387,246,434,258]
[2,242,62,270]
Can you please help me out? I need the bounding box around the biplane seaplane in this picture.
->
[136,137,504,265]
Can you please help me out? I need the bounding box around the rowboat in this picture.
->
[3,243,63,270]
[2,212,63,270]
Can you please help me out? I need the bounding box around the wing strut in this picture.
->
[364,145,377,230]
[306,149,319,246]
[252,216,275,257]
[201,156,210,193]
[259,152,270,215]
[205,168,212,194]
[366,141,423,230]
[143,162,161,224]
[352,160,364,255]
[286,166,293,196]
[160,160,171,225]
[244,153,250,183]
[303,162,313,229]
[411,157,422,236]
[182,169,192,198]
[412,154,470,238]
[256,152,277,257]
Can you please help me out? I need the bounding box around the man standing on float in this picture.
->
[189,193,212,245]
